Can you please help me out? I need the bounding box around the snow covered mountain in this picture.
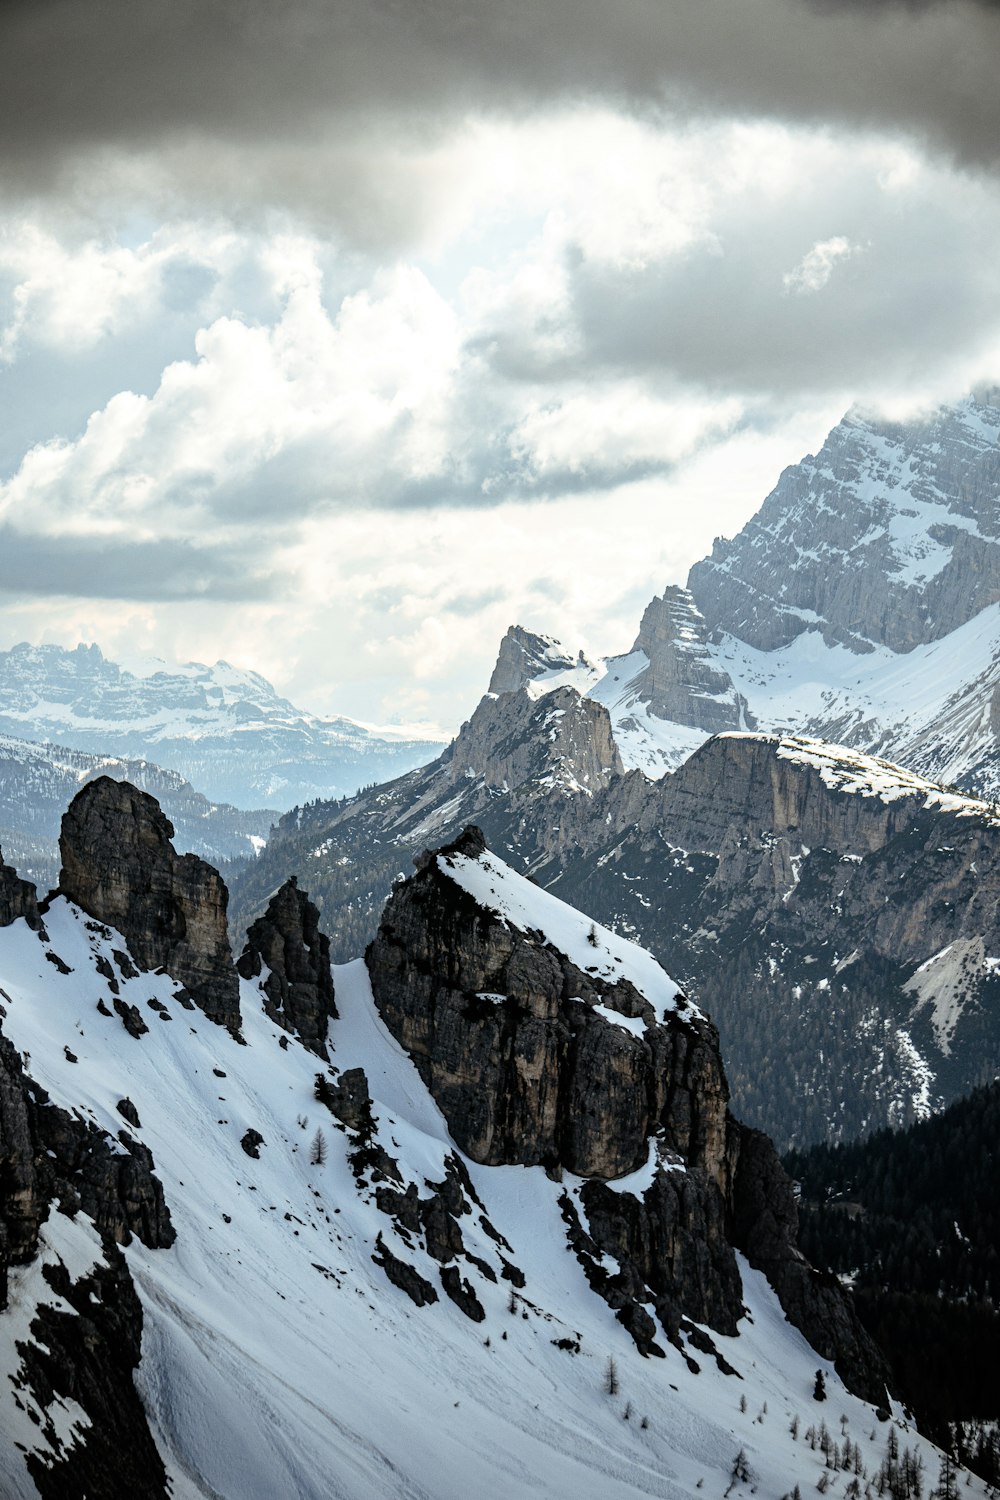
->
[1,778,976,1499]
[0,642,444,810]
[498,391,1000,792]
[0,733,276,887]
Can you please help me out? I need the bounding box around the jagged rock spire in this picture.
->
[237,877,337,1056]
[59,777,241,1032]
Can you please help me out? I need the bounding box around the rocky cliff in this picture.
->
[237,877,336,1055]
[0,844,41,932]
[59,777,241,1032]
[0,1029,173,1499]
[487,625,587,695]
[688,393,1000,654]
[367,825,890,1400]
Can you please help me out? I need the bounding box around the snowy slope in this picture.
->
[0,890,983,1498]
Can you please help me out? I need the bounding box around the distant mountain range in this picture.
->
[0,733,277,888]
[0,643,444,810]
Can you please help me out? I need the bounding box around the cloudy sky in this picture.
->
[2,0,999,732]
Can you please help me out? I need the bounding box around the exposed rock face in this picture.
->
[689,394,1000,654]
[365,826,889,1400]
[449,685,623,795]
[0,1034,175,1308]
[0,843,42,931]
[367,826,727,1183]
[59,777,240,1032]
[237,877,336,1055]
[629,587,753,732]
[0,1033,173,1496]
[487,625,584,695]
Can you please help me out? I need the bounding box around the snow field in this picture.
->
[0,901,985,1498]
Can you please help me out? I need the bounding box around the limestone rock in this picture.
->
[0,1031,173,1496]
[449,684,622,797]
[488,625,584,695]
[628,587,753,732]
[365,826,892,1401]
[237,877,336,1055]
[59,777,240,1032]
[367,826,727,1183]
[689,394,1000,654]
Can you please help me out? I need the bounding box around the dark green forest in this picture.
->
[785,1081,1000,1483]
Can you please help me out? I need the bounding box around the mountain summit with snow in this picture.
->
[486,391,1000,792]
[1,782,969,1499]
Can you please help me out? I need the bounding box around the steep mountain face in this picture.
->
[232,713,1000,1150]
[2,791,950,1499]
[0,642,443,810]
[626,587,752,732]
[0,732,275,888]
[689,392,1000,655]
[487,624,589,694]
[229,682,624,958]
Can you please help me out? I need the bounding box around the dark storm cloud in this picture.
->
[0,527,278,601]
[2,0,1000,214]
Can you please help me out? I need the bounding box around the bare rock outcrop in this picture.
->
[449,684,622,796]
[237,876,336,1055]
[59,777,240,1032]
[365,826,891,1400]
[366,826,726,1183]
[0,844,42,931]
[628,586,753,732]
[689,394,1000,654]
[0,1033,173,1497]
[487,625,584,696]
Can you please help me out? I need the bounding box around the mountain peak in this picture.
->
[688,392,1000,656]
[488,624,585,695]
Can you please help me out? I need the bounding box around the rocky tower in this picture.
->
[628,586,753,731]
[59,777,241,1032]
[367,825,891,1399]
[487,624,584,695]
[449,683,623,794]
[237,876,337,1056]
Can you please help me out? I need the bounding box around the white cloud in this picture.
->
[2,108,1000,731]
[782,235,865,294]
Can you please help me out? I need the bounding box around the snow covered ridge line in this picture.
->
[717,731,1000,820]
[437,844,693,1022]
